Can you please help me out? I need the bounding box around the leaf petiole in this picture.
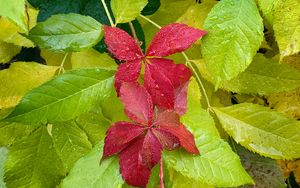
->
[101,0,115,27]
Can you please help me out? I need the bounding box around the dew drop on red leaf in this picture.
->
[103,25,143,61]
[146,23,207,57]
[120,83,153,125]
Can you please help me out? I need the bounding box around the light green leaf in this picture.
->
[4,68,115,125]
[71,48,117,70]
[273,0,300,57]
[0,41,21,63]
[52,122,92,171]
[0,0,27,32]
[213,103,300,159]
[111,0,148,24]
[28,13,103,52]
[4,126,65,188]
[201,0,264,87]
[0,62,58,109]
[236,145,286,188]
[0,147,8,188]
[257,0,279,29]
[220,54,300,95]
[62,142,124,188]
[163,130,253,187]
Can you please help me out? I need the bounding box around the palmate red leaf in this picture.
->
[103,26,143,61]
[174,81,189,115]
[103,122,145,158]
[119,136,151,187]
[120,83,153,125]
[114,60,142,93]
[154,110,180,127]
[152,128,180,150]
[146,23,207,57]
[160,124,199,154]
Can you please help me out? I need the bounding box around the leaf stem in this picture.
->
[101,0,115,27]
[140,15,212,109]
[58,53,69,74]
[159,158,165,188]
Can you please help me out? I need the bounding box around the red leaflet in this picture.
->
[146,23,207,57]
[102,83,199,187]
[103,24,206,110]
[174,81,189,115]
[103,26,143,61]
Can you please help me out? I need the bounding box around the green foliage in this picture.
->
[214,103,300,159]
[4,68,115,125]
[62,142,124,188]
[0,147,8,188]
[201,0,264,87]
[28,13,103,52]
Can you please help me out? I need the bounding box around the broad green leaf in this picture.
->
[273,0,300,57]
[221,54,300,95]
[4,68,115,125]
[236,145,286,188]
[51,122,92,171]
[71,48,117,69]
[0,62,58,108]
[0,41,21,63]
[62,142,124,188]
[163,130,253,187]
[111,0,148,24]
[0,0,27,32]
[201,0,264,87]
[257,0,279,29]
[76,108,111,145]
[28,13,103,52]
[0,147,8,188]
[4,126,65,188]
[213,103,300,159]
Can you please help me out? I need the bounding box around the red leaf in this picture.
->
[103,26,143,61]
[154,110,180,127]
[174,81,189,115]
[160,124,199,154]
[114,60,142,94]
[146,23,207,56]
[152,128,180,150]
[148,58,192,88]
[144,62,175,109]
[141,130,162,169]
[119,136,151,187]
[120,83,153,125]
[103,122,145,158]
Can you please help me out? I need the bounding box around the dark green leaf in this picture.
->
[141,0,161,16]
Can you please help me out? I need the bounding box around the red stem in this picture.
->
[160,158,165,188]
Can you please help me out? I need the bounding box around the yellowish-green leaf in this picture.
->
[273,0,300,57]
[0,41,21,63]
[0,0,27,32]
[214,103,300,159]
[71,49,117,70]
[0,62,58,109]
[201,0,264,87]
[41,50,72,69]
[4,126,66,188]
[111,0,147,24]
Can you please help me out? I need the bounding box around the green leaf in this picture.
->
[51,122,92,171]
[111,0,148,24]
[62,142,124,188]
[28,13,103,52]
[4,68,115,125]
[0,62,58,109]
[220,54,300,95]
[0,0,27,32]
[0,41,21,63]
[236,144,286,188]
[163,130,253,187]
[213,103,300,159]
[0,147,8,188]
[201,0,264,87]
[4,126,65,188]
[273,0,300,57]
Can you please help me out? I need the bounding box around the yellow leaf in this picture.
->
[0,41,21,63]
[0,62,58,109]
[278,159,300,184]
[71,49,117,69]
[41,50,72,69]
